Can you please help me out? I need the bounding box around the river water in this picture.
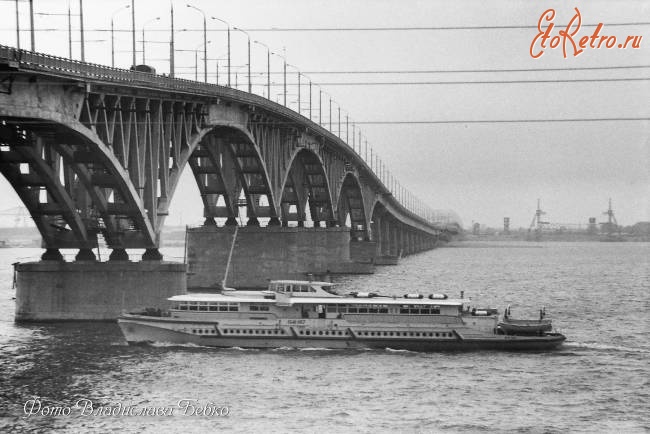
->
[0,242,648,433]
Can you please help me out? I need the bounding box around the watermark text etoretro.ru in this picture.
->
[530,8,642,59]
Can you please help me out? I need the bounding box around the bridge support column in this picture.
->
[142,248,163,261]
[41,248,63,261]
[390,225,398,256]
[75,248,96,261]
[246,217,260,227]
[186,225,372,289]
[109,248,129,261]
[14,261,187,321]
[382,219,391,256]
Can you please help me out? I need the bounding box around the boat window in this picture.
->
[400,306,409,314]
[358,306,368,314]
[378,307,388,314]
[327,305,338,313]
[208,304,218,312]
[179,303,188,311]
[188,302,198,311]
[368,307,378,313]
[432,306,440,315]
[250,305,259,311]
[198,302,208,311]
[228,303,238,312]
[348,306,358,313]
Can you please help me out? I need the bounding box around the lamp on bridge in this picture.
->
[270,50,287,106]
[233,27,252,93]
[194,41,212,81]
[287,63,301,115]
[36,9,78,60]
[253,40,271,99]
[110,4,130,67]
[211,16,231,87]
[141,16,160,65]
[187,4,208,83]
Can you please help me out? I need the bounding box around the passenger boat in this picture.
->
[118,280,566,351]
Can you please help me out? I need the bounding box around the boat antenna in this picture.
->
[221,225,238,289]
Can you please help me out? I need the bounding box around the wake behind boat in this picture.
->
[118,280,566,351]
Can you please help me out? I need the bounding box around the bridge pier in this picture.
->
[75,248,96,261]
[109,248,129,261]
[14,260,186,321]
[186,225,373,289]
[41,248,63,261]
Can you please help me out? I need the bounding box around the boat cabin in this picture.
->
[168,280,475,322]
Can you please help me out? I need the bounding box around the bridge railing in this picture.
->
[0,45,462,230]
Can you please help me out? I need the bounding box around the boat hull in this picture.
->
[118,315,566,352]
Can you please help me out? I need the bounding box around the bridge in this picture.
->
[0,45,461,320]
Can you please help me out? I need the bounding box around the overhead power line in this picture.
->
[175,64,650,75]
[353,118,650,125]
[255,77,650,86]
[4,118,648,127]
[294,65,650,75]
[4,22,650,33]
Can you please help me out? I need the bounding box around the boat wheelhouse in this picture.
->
[118,279,566,351]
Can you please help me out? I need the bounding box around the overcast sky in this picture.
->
[0,0,648,229]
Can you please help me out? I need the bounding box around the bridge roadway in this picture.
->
[0,45,461,320]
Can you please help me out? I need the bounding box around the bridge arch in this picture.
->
[183,124,279,226]
[279,148,335,227]
[0,116,156,257]
[336,172,369,240]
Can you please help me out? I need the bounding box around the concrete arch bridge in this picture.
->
[0,46,461,318]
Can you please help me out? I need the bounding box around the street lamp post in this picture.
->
[253,40,270,99]
[29,0,34,51]
[271,51,287,106]
[68,6,72,58]
[212,16,231,87]
[338,106,341,137]
[80,0,85,61]
[346,115,349,143]
[329,97,333,133]
[187,4,208,82]
[142,17,160,64]
[15,0,20,49]
[111,4,130,67]
[193,41,211,81]
[288,65,301,114]
[130,0,136,67]
[170,3,174,77]
[36,11,76,59]
[234,27,251,93]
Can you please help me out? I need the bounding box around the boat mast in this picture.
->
[221,225,238,288]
